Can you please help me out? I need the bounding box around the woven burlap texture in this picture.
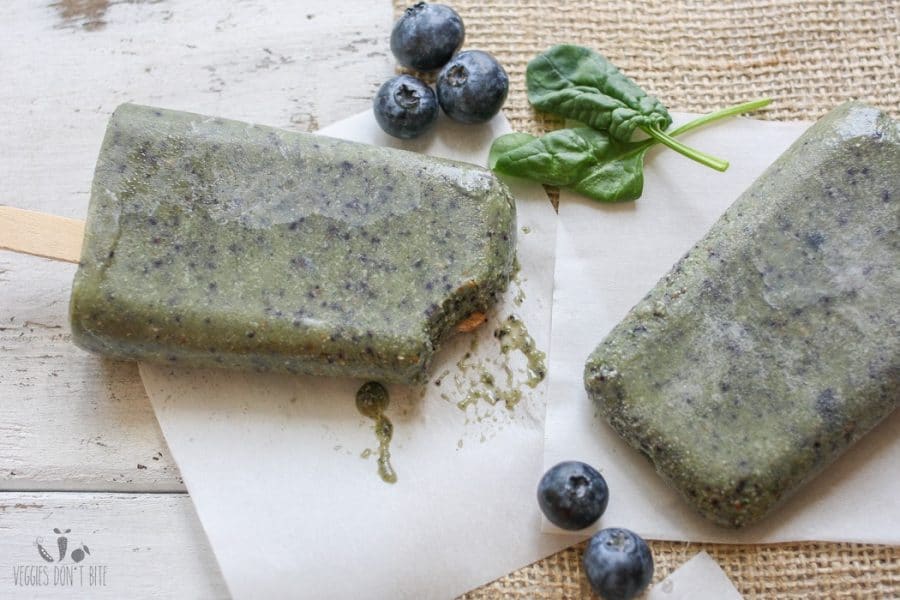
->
[393,1,900,597]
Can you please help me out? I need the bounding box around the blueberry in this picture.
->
[583,528,653,600]
[436,50,508,124]
[373,75,439,139]
[537,461,609,530]
[391,3,465,71]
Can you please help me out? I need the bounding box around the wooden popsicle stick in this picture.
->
[0,206,84,263]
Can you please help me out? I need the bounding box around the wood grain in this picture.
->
[0,0,393,494]
[0,492,227,598]
[1,1,393,594]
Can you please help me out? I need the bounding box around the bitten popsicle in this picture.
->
[69,104,516,384]
[584,102,899,527]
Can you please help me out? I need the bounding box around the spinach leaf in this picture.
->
[527,44,671,142]
[491,128,648,202]
[490,98,772,203]
[487,133,537,171]
[572,148,647,203]
[526,45,729,172]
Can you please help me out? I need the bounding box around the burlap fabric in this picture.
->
[392,0,900,597]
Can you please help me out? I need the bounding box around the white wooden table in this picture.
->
[0,2,394,596]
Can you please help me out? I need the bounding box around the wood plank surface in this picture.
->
[0,0,393,492]
[1,1,393,596]
[0,492,227,598]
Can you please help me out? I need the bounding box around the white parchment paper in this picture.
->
[543,113,900,544]
[140,111,576,600]
[646,552,742,600]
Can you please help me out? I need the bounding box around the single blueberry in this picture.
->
[537,461,609,530]
[583,528,654,600]
[436,50,508,124]
[390,3,465,71]
[372,75,439,139]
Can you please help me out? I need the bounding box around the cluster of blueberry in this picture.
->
[373,3,509,139]
[538,461,654,600]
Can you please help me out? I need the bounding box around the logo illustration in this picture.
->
[11,526,107,589]
[35,528,91,564]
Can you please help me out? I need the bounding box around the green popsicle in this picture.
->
[70,104,516,384]
[584,102,899,527]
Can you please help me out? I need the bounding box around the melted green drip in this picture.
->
[355,382,397,484]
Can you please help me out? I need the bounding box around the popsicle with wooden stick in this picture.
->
[1,104,516,384]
